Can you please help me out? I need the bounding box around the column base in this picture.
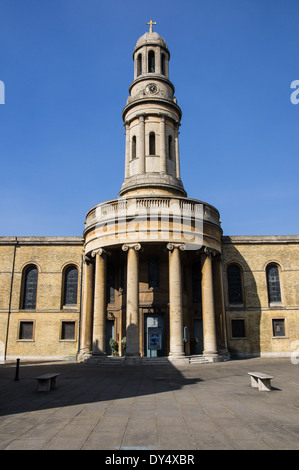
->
[202,351,223,363]
[167,353,188,365]
[77,350,92,362]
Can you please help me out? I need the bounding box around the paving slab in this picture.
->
[0,357,299,450]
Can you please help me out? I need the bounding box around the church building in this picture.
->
[1,23,298,363]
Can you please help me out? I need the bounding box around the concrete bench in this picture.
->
[35,373,60,392]
[248,372,274,392]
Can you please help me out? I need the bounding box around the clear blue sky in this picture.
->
[0,0,298,237]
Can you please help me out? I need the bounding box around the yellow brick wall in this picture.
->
[222,236,299,357]
[0,238,84,361]
[1,235,298,361]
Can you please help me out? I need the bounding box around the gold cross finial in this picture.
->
[146,19,156,33]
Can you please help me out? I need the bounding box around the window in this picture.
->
[192,262,202,303]
[137,53,142,76]
[22,265,38,310]
[149,132,155,155]
[168,135,173,160]
[149,258,159,288]
[148,50,155,73]
[272,319,285,337]
[161,53,165,75]
[107,263,115,303]
[63,265,78,306]
[227,264,243,305]
[19,321,34,340]
[132,135,137,159]
[61,321,76,340]
[231,319,245,338]
[266,264,282,303]
[120,263,125,291]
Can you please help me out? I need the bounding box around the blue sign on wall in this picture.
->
[148,328,162,350]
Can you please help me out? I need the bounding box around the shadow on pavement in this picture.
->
[0,360,203,418]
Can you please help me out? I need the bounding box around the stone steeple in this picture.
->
[119,22,186,197]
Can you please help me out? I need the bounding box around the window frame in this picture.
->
[137,53,142,76]
[60,320,77,341]
[192,261,202,303]
[226,263,244,307]
[131,135,137,159]
[161,53,166,75]
[272,318,287,338]
[148,50,155,73]
[266,263,282,306]
[18,320,35,341]
[168,135,173,160]
[107,262,115,304]
[62,264,79,307]
[148,257,160,289]
[149,132,156,155]
[21,264,39,310]
[231,318,246,339]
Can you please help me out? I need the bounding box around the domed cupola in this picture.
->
[119,20,186,197]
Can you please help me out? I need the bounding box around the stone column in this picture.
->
[79,255,94,357]
[122,243,141,356]
[213,255,228,354]
[160,115,167,173]
[201,247,218,357]
[138,115,145,173]
[92,248,107,355]
[167,243,185,357]
[175,124,181,179]
[125,123,130,179]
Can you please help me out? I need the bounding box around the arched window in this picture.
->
[227,264,243,304]
[137,54,142,76]
[63,265,78,305]
[148,50,155,73]
[149,132,155,155]
[192,262,202,303]
[168,135,173,159]
[149,258,159,288]
[22,264,38,310]
[132,135,136,159]
[266,264,281,303]
[161,53,166,75]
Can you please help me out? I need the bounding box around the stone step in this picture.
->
[82,354,223,365]
[188,355,212,364]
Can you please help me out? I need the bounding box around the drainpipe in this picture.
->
[4,238,17,362]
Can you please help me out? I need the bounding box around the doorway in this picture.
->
[106,319,115,355]
[144,311,165,357]
[193,319,204,354]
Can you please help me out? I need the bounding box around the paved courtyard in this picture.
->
[0,357,298,450]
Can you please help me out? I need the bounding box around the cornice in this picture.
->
[222,235,299,245]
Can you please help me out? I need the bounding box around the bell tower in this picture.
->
[119,21,186,197]
[81,22,225,363]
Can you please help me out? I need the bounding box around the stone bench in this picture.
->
[35,373,60,392]
[248,372,274,392]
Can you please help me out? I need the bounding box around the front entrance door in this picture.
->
[144,312,165,357]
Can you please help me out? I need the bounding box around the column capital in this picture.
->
[122,243,141,252]
[166,243,185,252]
[91,248,109,258]
[203,246,217,257]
